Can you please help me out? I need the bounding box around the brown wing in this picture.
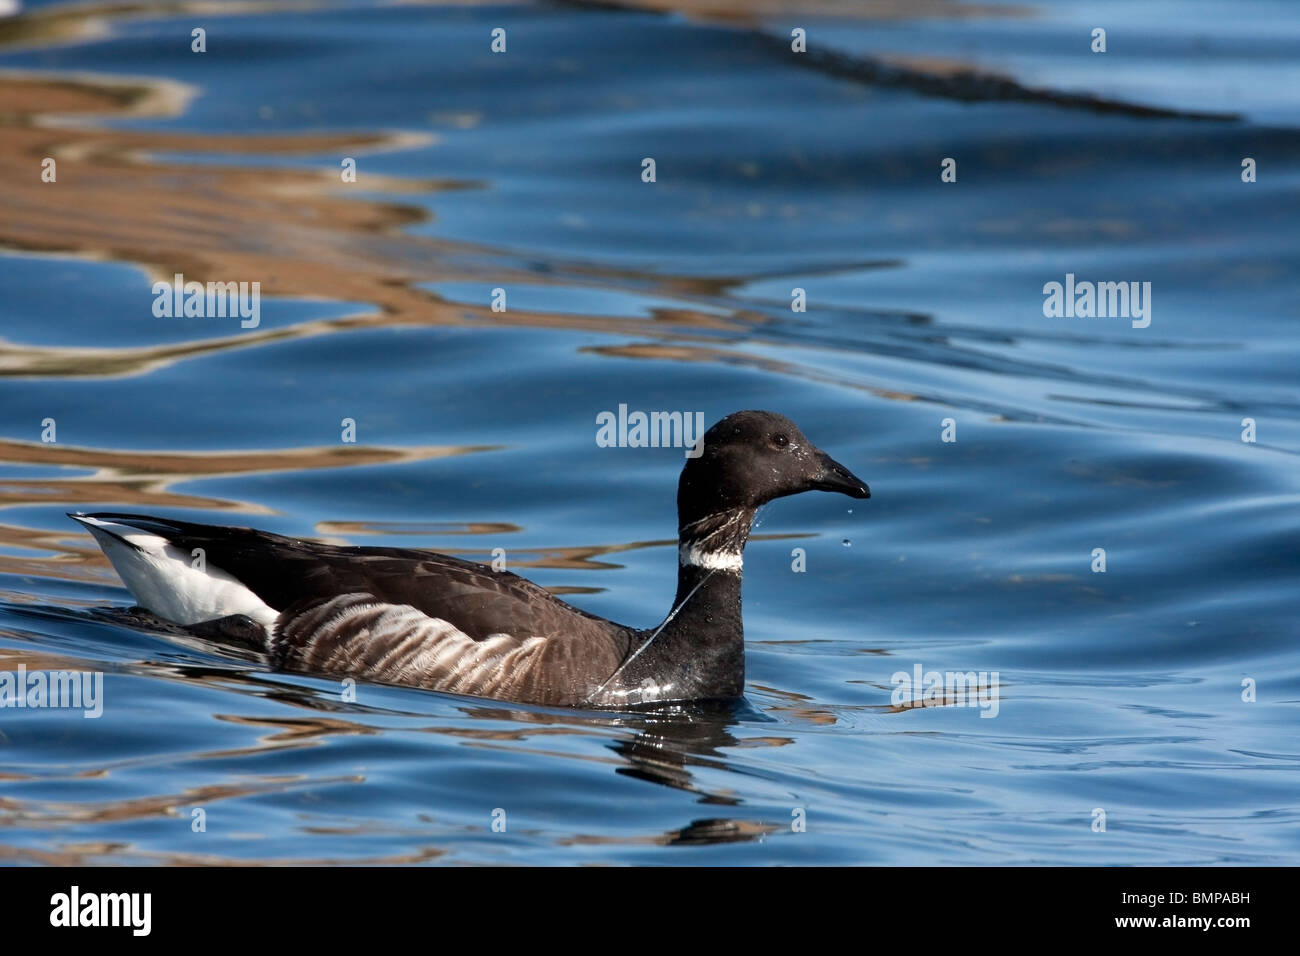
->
[270,592,631,706]
[87,513,635,705]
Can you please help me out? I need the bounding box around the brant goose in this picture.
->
[70,410,869,708]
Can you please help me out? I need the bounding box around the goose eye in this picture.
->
[771,433,789,449]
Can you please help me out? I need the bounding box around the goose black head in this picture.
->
[677,410,870,534]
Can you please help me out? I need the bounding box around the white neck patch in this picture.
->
[679,542,743,572]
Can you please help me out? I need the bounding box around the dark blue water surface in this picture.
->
[0,0,1296,864]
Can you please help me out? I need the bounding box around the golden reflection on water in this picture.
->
[0,66,776,379]
[0,437,496,586]
[0,0,1026,55]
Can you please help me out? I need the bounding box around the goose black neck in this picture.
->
[620,506,756,701]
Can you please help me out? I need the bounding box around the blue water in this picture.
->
[0,0,1297,864]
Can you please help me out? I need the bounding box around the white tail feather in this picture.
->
[75,516,278,628]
